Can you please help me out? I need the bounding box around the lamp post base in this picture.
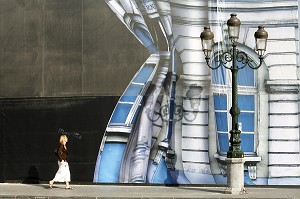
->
[225,158,246,194]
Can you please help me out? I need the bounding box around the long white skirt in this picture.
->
[53,161,71,182]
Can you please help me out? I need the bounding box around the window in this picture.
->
[212,48,257,156]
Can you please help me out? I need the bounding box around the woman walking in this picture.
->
[49,135,73,189]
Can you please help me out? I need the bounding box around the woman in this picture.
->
[49,135,73,189]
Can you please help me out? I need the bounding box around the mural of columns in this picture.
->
[94,0,300,185]
[170,0,215,183]
[265,26,300,184]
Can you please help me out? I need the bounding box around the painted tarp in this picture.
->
[93,0,300,185]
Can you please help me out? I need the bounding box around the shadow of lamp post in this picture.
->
[200,13,268,194]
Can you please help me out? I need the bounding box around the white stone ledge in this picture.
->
[269,102,299,114]
[175,37,202,52]
[266,40,296,54]
[262,27,295,40]
[269,154,300,165]
[182,151,209,162]
[214,153,261,163]
[209,1,298,9]
[182,112,208,125]
[269,128,300,140]
[182,125,208,138]
[268,177,300,185]
[182,137,208,151]
[170,0,208,7]
[180,74,211,82]
[269,93,298,101]
[182,63,210,76]
[180,50,203,63]
[173,25,202,38]
[266,80,300,88]
[183,99,208,112]
[269,115,299,126]
[269,66,298,80]
[208,10,297,25]
[269,141,300,153]
[264,54,297,66]
[269,167,300,177]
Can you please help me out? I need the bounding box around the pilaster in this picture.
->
[266,80,300,184]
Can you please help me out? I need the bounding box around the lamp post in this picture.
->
[200,14,268,194]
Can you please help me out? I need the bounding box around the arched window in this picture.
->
[212,44,262,161]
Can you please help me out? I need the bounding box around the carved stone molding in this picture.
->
[265,80,300,94]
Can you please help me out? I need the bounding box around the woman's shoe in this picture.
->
[65,187,73,190]
[49,181,53,189]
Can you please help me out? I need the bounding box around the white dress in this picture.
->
[53,161,71,182]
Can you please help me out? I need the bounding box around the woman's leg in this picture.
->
[49,180,54,188]
[50,161,62,188]
[64,162,72,189]
[65,181,73,189]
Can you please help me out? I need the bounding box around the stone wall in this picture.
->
[0,0,149,98]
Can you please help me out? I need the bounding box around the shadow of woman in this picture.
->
[22,166,40,184]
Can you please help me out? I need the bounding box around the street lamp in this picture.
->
[200,13,268,194]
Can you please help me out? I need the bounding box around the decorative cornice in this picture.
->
[169,0,208,7]
[266,80,300,93]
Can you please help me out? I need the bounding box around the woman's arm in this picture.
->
[57,144,64,162]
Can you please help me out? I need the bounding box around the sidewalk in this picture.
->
[0,183,300,199]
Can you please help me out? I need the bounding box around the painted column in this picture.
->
[170,0,215,184]
[265,26,300,185]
